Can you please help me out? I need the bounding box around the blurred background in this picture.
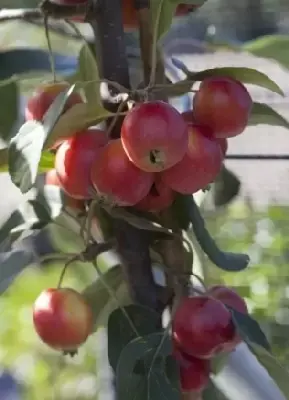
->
[1,0,289,399]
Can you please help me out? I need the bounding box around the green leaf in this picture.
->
[210,166,241,208]
[228,307,271,351]
[242,34,289,70]
[82,265,124,331]
[171,194,191,230]
[0,148,8,172]
[0,249,35,294]
[248,102,289,129]
[107,305,161,371]
[151,0,176,41]
[45,103,113,150]
[8,85,76,193]
[77,43,101,107]
[38,150,55,172]
[0,81,18,143]
[169,0,207,5]
[250,343,289,398]
[0,186,65,246]
[106,207,173,236]
[188,196,250,271]
[116,333,179,400]
[171,58,284,96]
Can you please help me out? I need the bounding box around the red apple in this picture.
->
[208,285,248,349]
[192,77,253,138]
[181,110,195,124]
[45,169,85,211]
[172,296,236,359]
[55,128,108,199]
[135,176,175,213]
[25,81,83,122]
[33,288,93,351]
[174,345,210,393]
[121,101,188,172]
[90,139,154,206]
[160,124,223,194]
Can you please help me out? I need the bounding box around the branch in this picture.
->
[89,0,164,312]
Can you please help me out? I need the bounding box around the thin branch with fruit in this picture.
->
[1,0,289,400]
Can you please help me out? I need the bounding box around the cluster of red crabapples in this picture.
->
[172,285,249,395]
[26,75,252,214]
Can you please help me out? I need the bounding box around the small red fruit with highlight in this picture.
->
[135,177,175,213]
[121,101,188,172]
[33,288,93,351]
[55,128,108,199]
[90,139,154,206]
[192,77,253,138]
[160,124,223,194]
[25,81,83,121]
[208,285,248,349]
[172,296,236,359]
[174,346,210,393]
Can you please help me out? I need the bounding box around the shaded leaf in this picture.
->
[107,207,173,236]
[211,166,241,208]
[153,80,193,98]
[82,265,124,331]
[248,102,289,129]
[188,196,250,271]
[250,343,289,398]
[0,186,65,246]
[108,305,161,371]
[0,250,35,294]
[171,58,283,95]
[45,103,113,150]
[8,85,76,193]
[171,194,191,230]
[0,81,18,143]
[77,43,101,106]
[228,307,271,351]
[150,0,176,41]
[116,333,179,400]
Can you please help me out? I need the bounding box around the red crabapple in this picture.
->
[90,139,154,206]
[55,128,108,199]
[33,288,93,351]
[121,101,188,172]
[192,77,253,138]
[25,81,83,122]
[160,123,223,194]
[172,296,236,359]
[208,285,248,349]
[135,176,175,213]
[174,345,210,393]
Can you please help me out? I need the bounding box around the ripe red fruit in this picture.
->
[160,124,223,194]
[33,288,93,351]
[45,169,85,211]
[121,101,188,172]
[192,77,253,138]
[135,177,175,213]
[25,81,83,122]
[90,139,154,206]
[208,285,248,349]
[174,346,210,393]
[55,128,108,199]
[172,296,236,359]
[181,110,195,124]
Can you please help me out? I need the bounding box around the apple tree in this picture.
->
[0,0,289,399]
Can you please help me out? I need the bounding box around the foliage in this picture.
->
[0,0,288,399]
